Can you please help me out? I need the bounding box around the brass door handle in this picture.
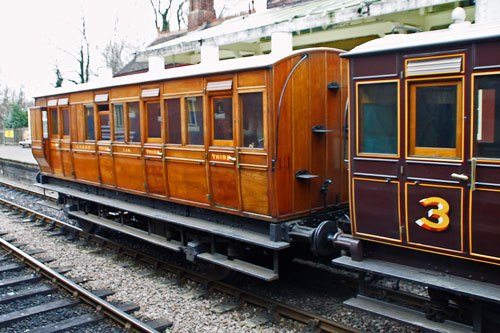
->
[451,173,469,181]
[227,156,236,161]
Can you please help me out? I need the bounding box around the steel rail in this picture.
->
[0,184,357,333]
[0,237,159,333]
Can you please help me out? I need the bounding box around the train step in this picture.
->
[197,252,278,281]
[69,211,182,252]
[38,182,289,251]
[344,295,472,333]
[332,256,500,304]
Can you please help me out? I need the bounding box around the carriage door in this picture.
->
[208,81,240,210]
[404,71,466,253]
[469,72,500,260]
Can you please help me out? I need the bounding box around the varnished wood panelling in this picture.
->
[166,162,209,203]
[237,70,266,88]
[110,85,140,100]
[241,169,269,215]
[146,159,165,195]
[163,77,203,95]
[70,91,93,104]
[114,156,144,192]
[49,147,63,175]
[274,59,293,216]
[73,152,99,183]
[211,164,239,209]
[98,154,115,186]
[166,147,205,162]
[239,152,267,166]
[309,52,328,209]
[61,150,73,178]
[35,98,47,107]
[292,54,311,212]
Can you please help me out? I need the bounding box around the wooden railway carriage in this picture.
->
[334,11,500,330]
[30,48,349,280]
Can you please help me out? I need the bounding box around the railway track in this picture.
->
[0,233,168,332]
[0,178,357,332]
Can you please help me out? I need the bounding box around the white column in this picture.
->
[271,31,293,56]
[475,0,500,24]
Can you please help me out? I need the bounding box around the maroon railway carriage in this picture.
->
[334,13,500,330]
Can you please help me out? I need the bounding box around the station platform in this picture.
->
[0,145,38,186]
[0,145,37,165]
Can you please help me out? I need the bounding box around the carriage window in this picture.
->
[147,102,161,139]
[113,103,125,142]
[62,109,70,137]
[42,110,49,139]
[357,82,397,155]
[50,109,59,136]
[85,105,95,141]
[241,92,263,148]
[186,96,203,145]
[166,98,181,144]
[98,104,110,141]
[127,102,140,143]
[474,74,500,158]
[409,81,462,159]
[212,96,233,143]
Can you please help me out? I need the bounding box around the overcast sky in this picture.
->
[0,0,266,101]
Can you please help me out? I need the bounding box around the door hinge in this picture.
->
[400,166,404,174]
[207,194,212,201]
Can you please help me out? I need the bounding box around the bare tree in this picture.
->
[149,0,173,32]
[55,17,91,85]
[102,19,130,76]
[149,0,188,32]
[54,64,64,88]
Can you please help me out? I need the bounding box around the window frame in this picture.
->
[407,77,463,160]
[96,103,111,142]
[48,107,60,139]
[211,95,234,147]
[239,90,265,150]
[112,103,125,143]
[126,101,141,144]
[355,79,400,158]
[185,95,204,146]
[472,71,500,162]
[61,108,70,138]
[145,100,162,143]
[84,104,96,142]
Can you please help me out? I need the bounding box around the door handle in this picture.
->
[451,173,468,181]
[227,156,236,161]
[471,158,477,191]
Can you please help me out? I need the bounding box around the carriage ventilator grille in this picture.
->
[406,56,463,77]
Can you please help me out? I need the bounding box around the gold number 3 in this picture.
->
[415,197,450,231]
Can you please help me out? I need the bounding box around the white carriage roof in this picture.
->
[343,21,500,57]
[36,48,331,99]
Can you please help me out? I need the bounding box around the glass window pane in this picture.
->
[186,96,204,145]
[51,110,58,136]
[166,99,181,144]
[62,109,70,136]
[241,92,263,148]
[100,114,110,140]
[85,105,95,141]
[127,102,140,143]
[475,74,500,158]
[213,97,233,141]
[147,102,161,138]
[42,111,49,139]
[358,83,397,154]
[113,103,124,142]
[415,85,457,149]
